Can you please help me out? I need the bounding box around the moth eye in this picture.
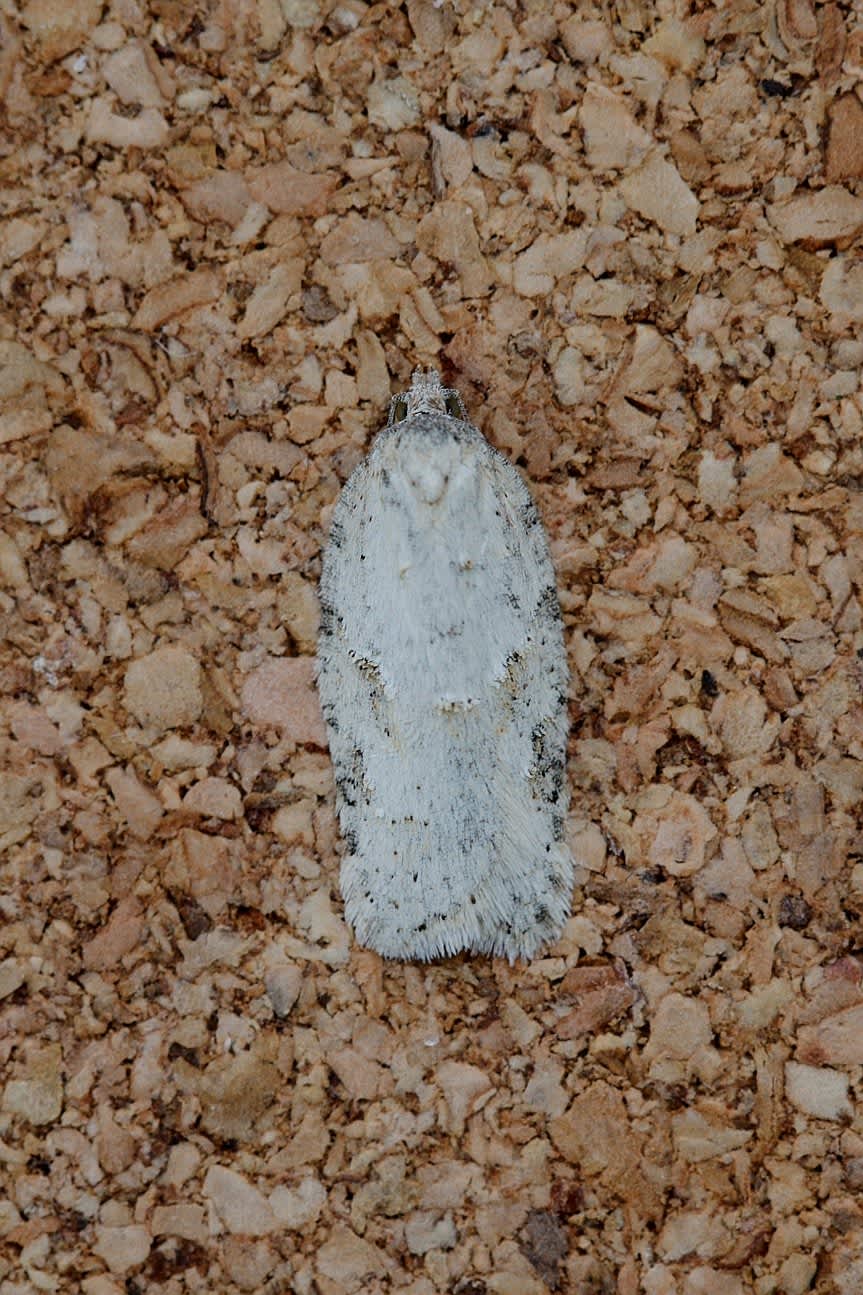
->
[393,397,409,422]
[445,394,463,418]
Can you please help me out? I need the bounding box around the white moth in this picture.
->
[317,369,571,961]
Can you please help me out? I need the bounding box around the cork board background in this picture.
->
[3,0,863,1292]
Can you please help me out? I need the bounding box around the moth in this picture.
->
[317,369,571,961]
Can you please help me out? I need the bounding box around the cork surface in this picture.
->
[2,1,863,1292]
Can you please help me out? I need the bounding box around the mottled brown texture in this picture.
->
[1,1,862,1291]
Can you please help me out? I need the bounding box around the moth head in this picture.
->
[388,368,467,426]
